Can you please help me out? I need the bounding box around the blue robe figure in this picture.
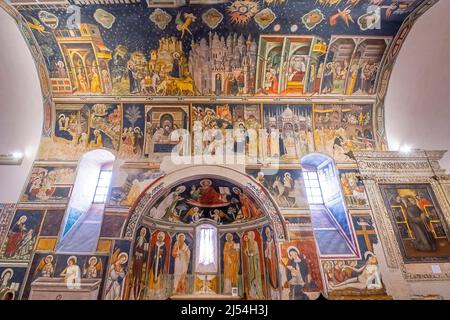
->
[170,54,181,78]
[215,74,222,96]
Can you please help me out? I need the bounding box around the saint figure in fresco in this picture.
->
[104,250,128,300]
[233,187,261,220]
[172,233,191,294]
[196,179,225,205]
[223,233,240,294]
[150,186,185,220]
[170,52,182,78]
[405,196,437,252]
[131,227,149,299]
[243,231,264,299]
[147,232,167,297]
[215,74,222,96]
[285,247,310,300]
[263,227,279,297]
[60,256,81,290]
[3,215,29,259]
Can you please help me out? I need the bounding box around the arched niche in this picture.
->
[122,165,287,299]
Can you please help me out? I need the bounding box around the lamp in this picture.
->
[0,152,24,165]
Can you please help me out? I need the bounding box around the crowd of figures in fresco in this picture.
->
[0,0,447,301]
[15,0,420,98]
[38,103,375,163]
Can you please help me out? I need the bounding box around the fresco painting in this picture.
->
[192,104,261,161]
[21,166,76,203]
[279,240,322,300]
[104,240,131,300]
[109,168,163,207]
[0,265,27,300]
[322,252,388,299]
[380,184,450,263]
[22,253,108,299]
[144,105,189,160]
[314,104,374,162]
[0,210,44,261]
[339,170,369,208]
[0,0,445,302]
[241,229,266,299]
[246,168,309,208]
[17,2,411,98]
[220,232,241,295]
[263,104,314,163]
[146,178,263,224]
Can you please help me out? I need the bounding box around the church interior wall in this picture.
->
[0,0,449,300]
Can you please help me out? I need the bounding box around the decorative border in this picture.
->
[354,151,450,281]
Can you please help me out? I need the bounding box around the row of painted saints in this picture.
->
[40,103,374,163]
[124,226,319,300]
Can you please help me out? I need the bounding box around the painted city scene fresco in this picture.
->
[380,184,450,263]
[13,1,422,99]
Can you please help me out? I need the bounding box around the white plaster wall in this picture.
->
[385,0,450,172]
[0,9,43,203]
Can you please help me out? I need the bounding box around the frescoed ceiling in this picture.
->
[0,0,439,139]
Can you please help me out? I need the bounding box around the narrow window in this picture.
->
[93,169,112,203]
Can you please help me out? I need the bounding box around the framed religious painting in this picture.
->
[379,184,450,263]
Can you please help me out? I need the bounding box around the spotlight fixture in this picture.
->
[0,152,24,165]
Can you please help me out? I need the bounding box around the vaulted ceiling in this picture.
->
[0,0,446,201]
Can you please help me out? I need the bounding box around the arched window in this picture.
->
[195,224,218,273]
[194,223,218,294]
[56,149,115,253]
[301,153,357,258]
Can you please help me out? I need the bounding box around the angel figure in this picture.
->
[104,249,128,300]
[329,6,355,27]
[175,12,197,39]
[83,256,103,279]
[27,17,50,35]
[35,255,55,278]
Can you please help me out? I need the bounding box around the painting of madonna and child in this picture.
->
[146,178,263,224]
[380,184,450,263]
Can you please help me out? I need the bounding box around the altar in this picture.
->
[29,277,102,300]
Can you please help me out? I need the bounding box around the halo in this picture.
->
[200,179,212,187]
[175,185,186,193]
[45,255,53,262]
[118,252,128,263]
[287,246,299,256]
[1,268,13,278]
[176,233,186,240]
[89,256,98,265]
[68,256,77,264]
[157,231,166,240]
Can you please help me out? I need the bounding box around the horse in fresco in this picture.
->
[272,177,296,207]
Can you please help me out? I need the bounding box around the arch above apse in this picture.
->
[123,165,288,242]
